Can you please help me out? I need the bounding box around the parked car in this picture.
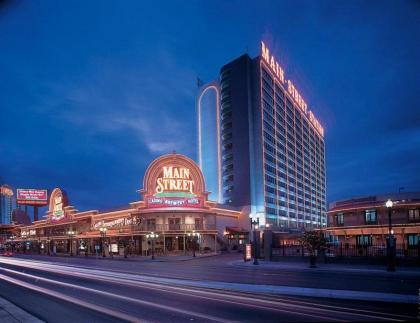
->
[0,251,13,257]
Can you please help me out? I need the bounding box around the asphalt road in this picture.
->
[0,255,418,322]
[10,253,420,295]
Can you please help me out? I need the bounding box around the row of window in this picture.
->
[335,208,420,226]
[356,234,419,246]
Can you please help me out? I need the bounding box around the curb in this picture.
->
[230,260,420,276]
[15,253,220,263]
[0,297,44,323]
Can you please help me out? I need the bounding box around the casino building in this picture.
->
[9,153,248,256]
[198,41,326,230]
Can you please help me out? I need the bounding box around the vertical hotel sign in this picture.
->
[261,41,324,137]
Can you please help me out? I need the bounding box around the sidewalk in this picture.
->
[15,252,219,263]
[0,297,44,323]
[231,259,420,276]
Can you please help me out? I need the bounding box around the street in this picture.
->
[0,254,418,322]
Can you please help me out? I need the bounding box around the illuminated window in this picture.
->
[356,235,372,246]
[408,209,420,222]
[335,213,344,226]
[365,209,377,224]
[407,234,419,246]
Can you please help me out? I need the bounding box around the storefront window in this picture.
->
[407,234,420,246]
[356,235,372,246]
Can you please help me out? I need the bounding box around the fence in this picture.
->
[272,242,420,259]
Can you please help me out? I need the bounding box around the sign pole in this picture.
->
[34,206,38,222]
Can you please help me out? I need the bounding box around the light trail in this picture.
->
[0,267,234,323]
[0,273,143,323]
[0,257,411,322]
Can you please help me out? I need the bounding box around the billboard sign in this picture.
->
[16,189,48,206]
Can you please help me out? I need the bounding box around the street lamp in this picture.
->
[67,230,75,256]
[99,227,107,257]
[9,235,16,252]
[188,230,200,257]
[386,199,396,272]
[146,232,158,260]
[250,214,260,265]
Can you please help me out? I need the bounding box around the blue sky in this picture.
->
[1,0,419,214]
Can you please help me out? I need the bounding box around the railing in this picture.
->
[140,223,215,232]
[272,242,420,259]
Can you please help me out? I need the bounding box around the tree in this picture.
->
[299,231,327,268]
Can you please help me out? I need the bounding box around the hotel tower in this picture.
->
[197,41,326,229]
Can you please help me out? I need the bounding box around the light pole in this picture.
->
[99,227,107,257]
[250,215,260,265]
[9,235,16,252]
[386,199,396,271]
[146,232,158,260]
[188,230,200,257]
[67,230,75,256]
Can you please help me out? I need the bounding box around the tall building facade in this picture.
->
[0,185,14,224]
[198,41,326,229]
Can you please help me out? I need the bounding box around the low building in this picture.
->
[325,193,420,248]
[8,153,249,256]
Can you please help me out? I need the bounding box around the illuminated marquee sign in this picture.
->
[142,153,207,209]
[48,188,69,222]
[287,80,307,114]
[261,41,324,137]
[261,41,285,83]
[93,216,140,230]
[16,189,48,206]
[0,186,13,197]
[156,167,194,196]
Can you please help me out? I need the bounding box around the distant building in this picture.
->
[0,185,14,224]
[197,41,326,230]
[326,193,420,247]
[12,208,32,225]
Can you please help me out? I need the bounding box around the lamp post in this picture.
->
[188,230,200,257]
[67,230,75,256]
[9,235,16,252]
[250,215,260,265]
[99,227,107,257]
[386,199,396,272]
[146,232,158,260]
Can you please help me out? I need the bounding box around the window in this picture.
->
[365,209,377,224]
[146,218,156,230]
[335,213,344,226]
[407,234,419,247]
[408,209,420,222]
[356,235,372,246]
[194,218,202,230]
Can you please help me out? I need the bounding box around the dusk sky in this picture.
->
[1,0,419,215]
